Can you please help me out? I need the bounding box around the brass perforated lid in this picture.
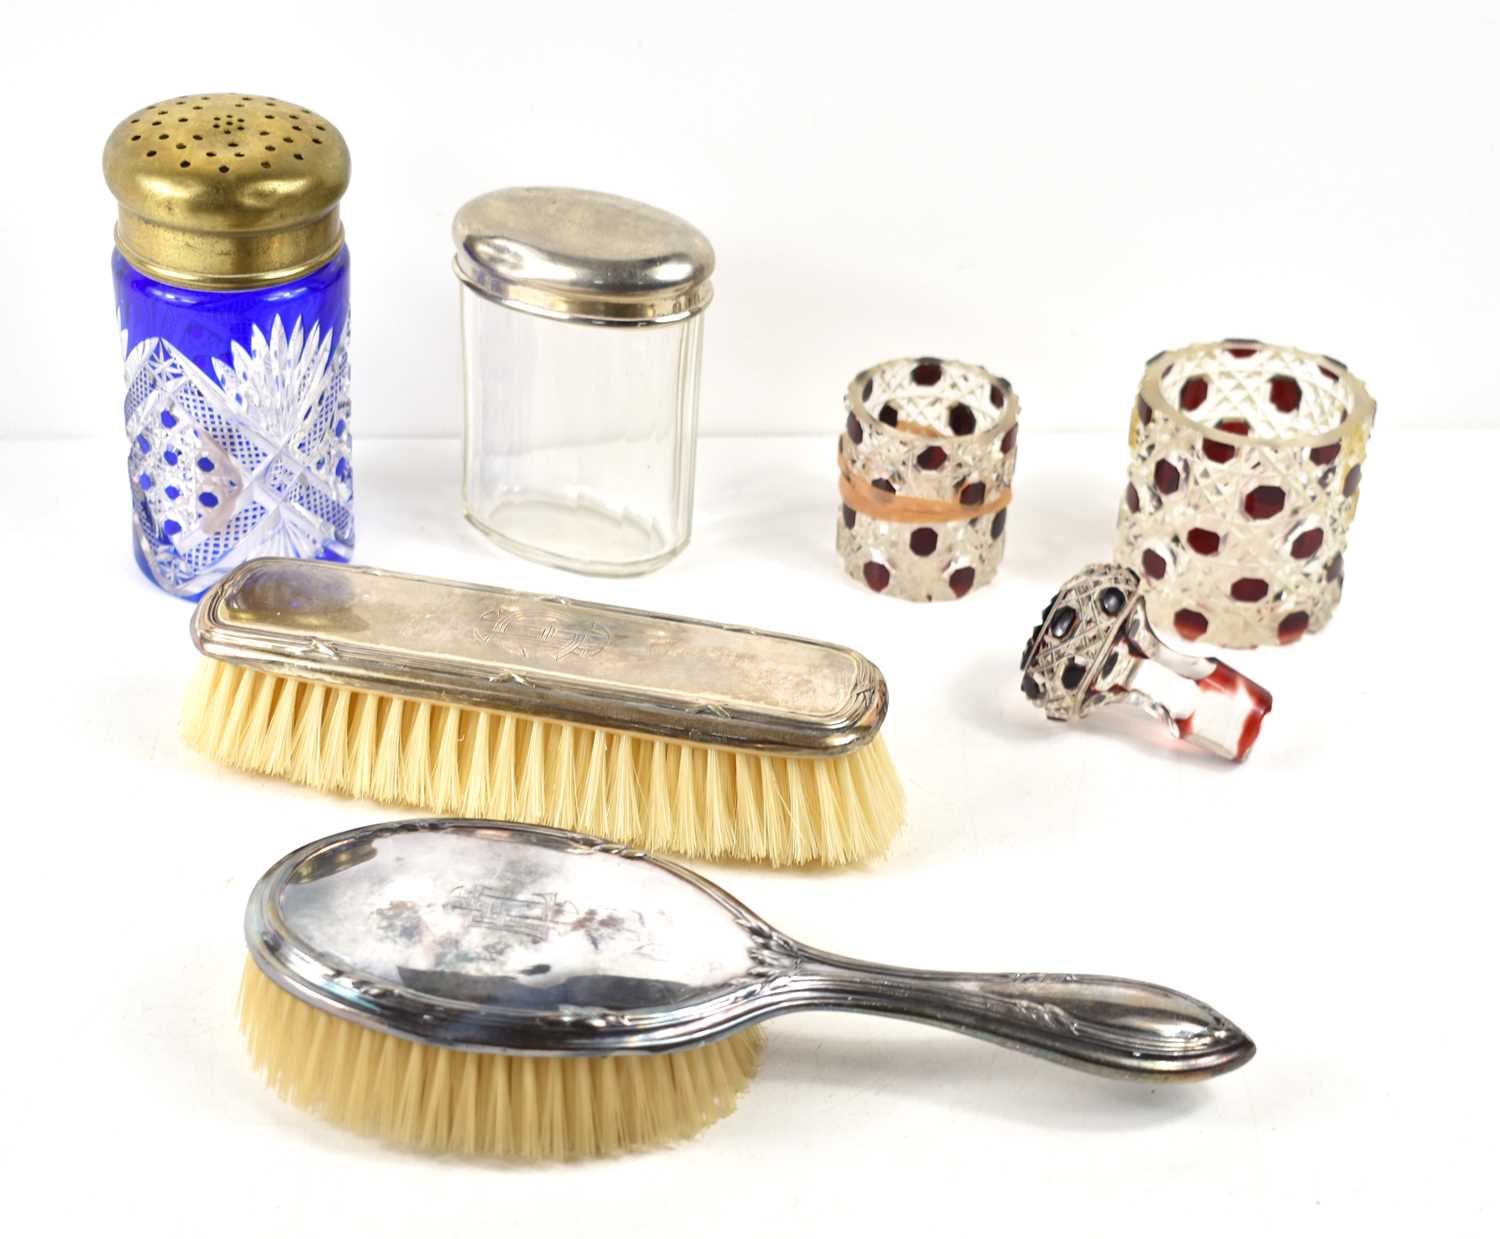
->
[103,92,350,290]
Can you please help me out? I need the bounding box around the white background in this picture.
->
[2,3,1497,1237]
[1,1,1497,441]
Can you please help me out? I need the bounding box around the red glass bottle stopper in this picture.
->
[1021,563,1272,761]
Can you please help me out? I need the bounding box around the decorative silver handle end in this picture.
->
[781,953,1255,1083]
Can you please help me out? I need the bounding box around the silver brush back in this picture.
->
[248,819,1255,1082]
[192,559,888,756]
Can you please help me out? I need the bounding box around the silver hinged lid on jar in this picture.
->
[453,187,714,326]
[452,187,715,576]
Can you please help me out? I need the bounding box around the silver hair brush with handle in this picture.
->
[240,819,1254,1160]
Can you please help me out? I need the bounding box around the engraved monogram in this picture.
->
[446,886,570,943]
[471,606,611,660]
[445,884,649,951]
[395,603,612,661]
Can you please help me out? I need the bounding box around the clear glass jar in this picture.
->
[453,188,713,576]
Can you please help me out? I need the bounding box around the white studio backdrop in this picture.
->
[1,0,1496,441]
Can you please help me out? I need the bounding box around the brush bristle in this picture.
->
[185,660,904,864]
[238,957,764,1160]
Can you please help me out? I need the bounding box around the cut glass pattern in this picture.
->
[123,314,353,597]
[1115,340,1374,648]
[836,357,1019,602]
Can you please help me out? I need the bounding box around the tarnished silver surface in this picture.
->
[452,187,714,325]
[248,819,1256,1082]
[192,559,887,756]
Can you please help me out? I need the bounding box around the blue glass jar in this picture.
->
[114,248,353,596]
[104,93,353,598]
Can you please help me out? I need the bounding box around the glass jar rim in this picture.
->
[1139,340,1374,450]
[846,357,1019,446]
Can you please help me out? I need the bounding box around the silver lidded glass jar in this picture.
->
[452,187,714,576]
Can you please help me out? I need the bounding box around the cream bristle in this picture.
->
[606,731,642,845]
[215,665,256,766]
[258,676,299,776]
[453,1051,480,1156]
[243,672,278,769]
[545,723,579,828]
[235,958,767,1160]
[785,760,812,864]
[288,680,325,786]
[518,720,549,824]
[641,740,672,853]
[811,762,841,860]
[678,745,702,855]
[734,753,763,855]
[432,706,463,811]
[318,688,351,791]
[401,701,434,808]
[346,691,382,800]
[758,754,790,861]
[492,714,520,820]
[186,659,904,865]
[579,728,609,830]
[702,748,734,858]
[458,710,493,818]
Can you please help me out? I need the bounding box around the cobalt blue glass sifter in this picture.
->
[103,93,353,598]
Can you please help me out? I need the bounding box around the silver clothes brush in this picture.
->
[186,559,902,865]
[240,819,1255,1159]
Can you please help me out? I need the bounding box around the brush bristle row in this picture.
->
[185,660,903,864]
[238,957,763,1160]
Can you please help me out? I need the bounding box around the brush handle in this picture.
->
[774,947,1254,1082]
